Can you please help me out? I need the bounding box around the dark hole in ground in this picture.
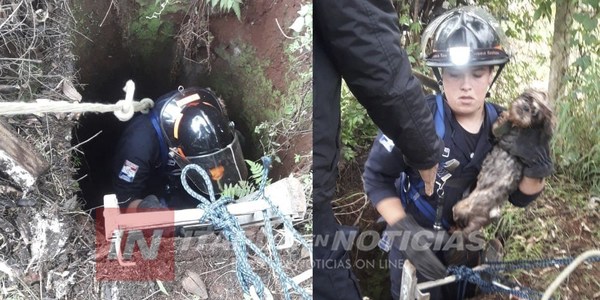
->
[70,7,256,213]
[70,41,173,210]
[72,67,172,212]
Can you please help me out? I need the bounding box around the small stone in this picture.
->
[588,197,599,209]
[182,270,208,299]
[17,197,36,207]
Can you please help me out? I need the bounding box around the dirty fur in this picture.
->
[452,89,555,234]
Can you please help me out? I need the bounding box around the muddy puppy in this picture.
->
[452,89,554,235]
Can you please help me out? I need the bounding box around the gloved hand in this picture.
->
[497,126,553,178]
[443,230,485,267]
[388,215,447,280]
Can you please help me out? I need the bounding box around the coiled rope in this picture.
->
[180,157,311,300]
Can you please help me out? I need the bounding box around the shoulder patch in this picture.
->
[118,160,139,183]
[379,135,395,152]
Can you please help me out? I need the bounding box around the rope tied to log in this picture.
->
[180,157,311,300]
[0,80,154,122]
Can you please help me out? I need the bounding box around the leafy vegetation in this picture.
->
[552,0,600,195]
[221,159,269,199]
[209,0,243,20]
[340,83,377,161]
[253,2,312,161]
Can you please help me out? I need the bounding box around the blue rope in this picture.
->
[180,157,311,300]
[448,256,600,299]
[448,266,542,299]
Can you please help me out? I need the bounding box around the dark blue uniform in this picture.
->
[112,92,197,209]
[363,94,539,299]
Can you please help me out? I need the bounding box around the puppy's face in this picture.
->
[508,89,554,134]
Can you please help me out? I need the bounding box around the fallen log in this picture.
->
[0,120,49,202]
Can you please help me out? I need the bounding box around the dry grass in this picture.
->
[0,0,78,102]
[174,0,213,69]
[0,1,96,299]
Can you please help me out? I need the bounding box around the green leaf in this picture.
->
[533,7,542,21]
[399,15,410,26]
[573,12,598,31]
[583,0,600,9]
[233,2,241,20]
[409,22,421,32]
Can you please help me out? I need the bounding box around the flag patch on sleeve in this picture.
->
[118,160,139,183]
[379,134,395,152]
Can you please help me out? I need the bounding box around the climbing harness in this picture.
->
[399,94,499,230]
[180,156,311,300]
[0,80,153,122]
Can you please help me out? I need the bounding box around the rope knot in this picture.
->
[114,80,136,121]
[448,265,476,281]
[139,98,154,114]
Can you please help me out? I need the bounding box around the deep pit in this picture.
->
[71,0,310,211]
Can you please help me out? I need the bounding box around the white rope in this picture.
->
[0,80,154,122]
[541,249,600,300]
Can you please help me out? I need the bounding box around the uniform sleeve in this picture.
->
[508,188,541,207]
[315,0,443,169]
[112,117,159,203]
[363,132,407,207]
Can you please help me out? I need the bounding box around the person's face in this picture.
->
[442,66,494,116]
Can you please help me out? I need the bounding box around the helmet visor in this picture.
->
[178,134,248,196]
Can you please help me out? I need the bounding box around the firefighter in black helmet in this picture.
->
[112,87,247,210]
[363,6,549,300]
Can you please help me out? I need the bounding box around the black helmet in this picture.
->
[421,6,510,94]
[421,6,510,67]
[158,87,247,196]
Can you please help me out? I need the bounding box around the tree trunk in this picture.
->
[548,0,575,103]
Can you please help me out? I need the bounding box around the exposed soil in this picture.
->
[270,132,312,180]
[207,0,311,180]
[209,0,303,93]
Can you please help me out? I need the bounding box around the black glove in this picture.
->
[443,231,485,267]
[388,215,447,280]
[497,126,554,178]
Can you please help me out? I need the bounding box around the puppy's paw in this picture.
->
[493,111,513,138]
[453,199,473,229]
